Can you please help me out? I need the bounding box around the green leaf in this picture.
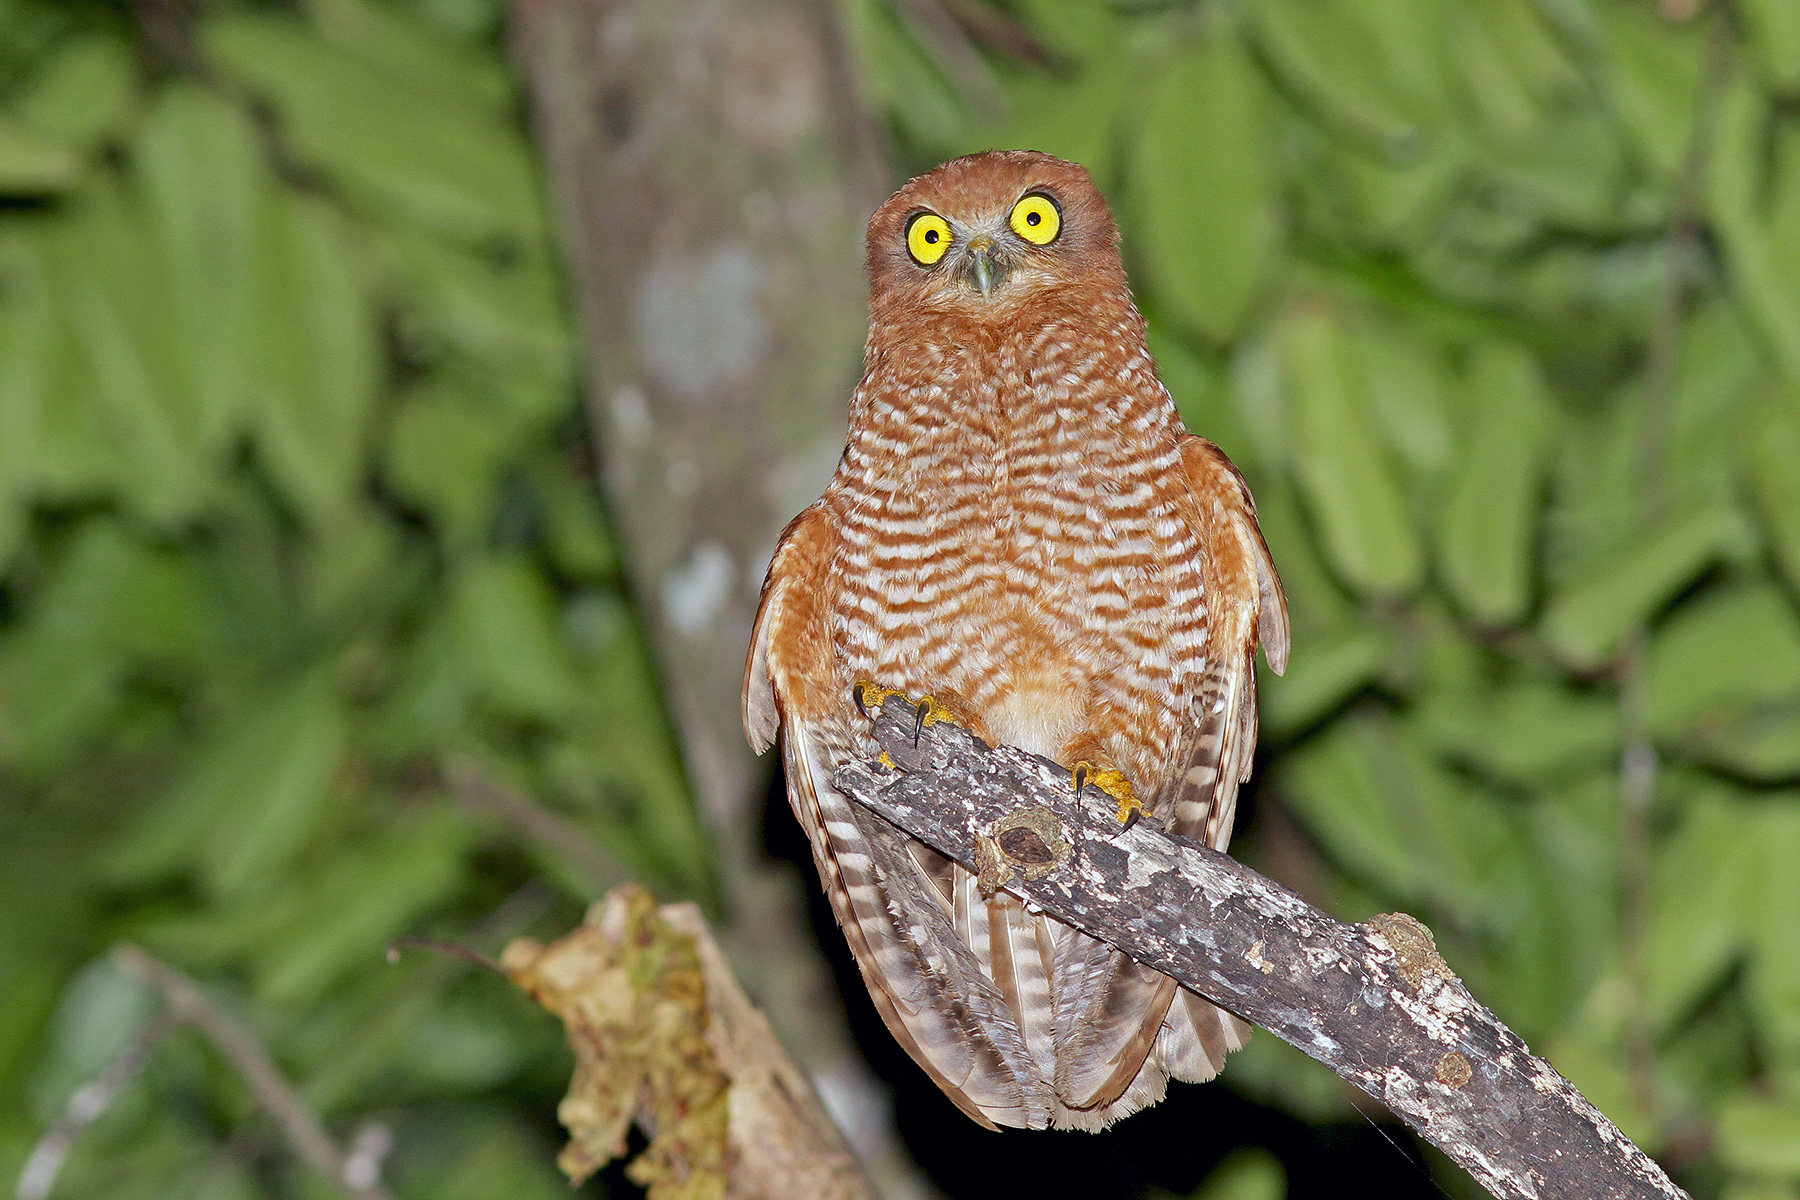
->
[1280,710,1522,919]
[1718,1092,1800,1176]
[246,187,381,531]
[1543,1034,1659,1151]
[388,1111,581,1200]
[1249,0,1431,152]
[1277,303,1423,597]
[1351,316,1454,480]
[1749,386,1800,592]
[1357,150,1469,245]
[988,27,1130,186]
[1442,0,1570,145]
[1133,27,1279,342]
[385,383,512,546]
[253,806,468,1004]
[0,521,199,772]
[1644,580,1800,738]
[0,231,56,563]
[106,668,348,900]
[303,501,407,620]
[375,225,571,394]
[557,595,708,892]
[1261,620,1388,735]
[1740,0,1800,93]
[1435,340,1552,625]
[0,116,79,194]
[10,33,137,152]
[1745,799,1800,1063]
[366,606,471,753]
[135,82,270,457]
[1709,78,1800,382]
[1644,786,1755,1034]
[1596,1,1706,182]
[303,0,514,112]
[203,12,546,244]
[1525,773,1624,1007]
[1699,705,1800,779]
[1191,1148,1284,1200]
[1418,680,1619,789]
[1483,107,1629,233]
[0,954,59,1099]
[9,254,119,505]
[1541,504,1749,669]
[1720,1180,1800,1200]
[451,555,586,722]
[44,183,217,524]
[530,454,618,581]
[1151,328,1248,465]
[27,955,157,1124]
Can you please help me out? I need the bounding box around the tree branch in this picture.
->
[112,947,394,1200]
[834,696,1690,1200]
[15,1012,176,1200]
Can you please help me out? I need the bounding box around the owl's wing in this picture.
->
[1169,434,1288,850]
[745,503,1054,1129]
[1150,435,1289,1082]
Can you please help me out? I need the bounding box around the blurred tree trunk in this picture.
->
[508,0,905,1183]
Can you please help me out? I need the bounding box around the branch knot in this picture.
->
[975,805,1072,898]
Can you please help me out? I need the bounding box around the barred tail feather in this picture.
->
[783,722,1053,1128]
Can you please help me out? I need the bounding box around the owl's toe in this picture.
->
[853,679,902,717]
[1072,761,1145,829]
[852,681,969,746]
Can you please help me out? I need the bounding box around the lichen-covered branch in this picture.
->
[834,697,1690,1200]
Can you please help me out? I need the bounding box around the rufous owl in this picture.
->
[744,150,1288,1130]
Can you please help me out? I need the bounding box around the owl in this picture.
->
[743,150,1288,1130]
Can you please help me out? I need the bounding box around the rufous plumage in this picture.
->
[745,150,1288,1130]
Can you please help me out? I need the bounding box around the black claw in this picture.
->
[1073,764,1089,795]
[1120,808,1142,833]
[912,699,930,747]
[853,683,870,718]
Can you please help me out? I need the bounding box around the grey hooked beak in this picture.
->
[964,235,1004,298]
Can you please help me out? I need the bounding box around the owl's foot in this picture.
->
[1073,761,1146,830]
[853,681,964,747]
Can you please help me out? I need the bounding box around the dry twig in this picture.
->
[111,946,394,1200]
[14,1012,176,1200]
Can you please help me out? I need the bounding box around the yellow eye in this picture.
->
[1009,193,1061,245]
[906,212,953,265]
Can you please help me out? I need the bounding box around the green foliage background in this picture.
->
[0,0,705,1195]
[851,0,1800,1195]
[4,0,1800,1197]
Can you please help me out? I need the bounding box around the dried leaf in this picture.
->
[502,884,730,1199]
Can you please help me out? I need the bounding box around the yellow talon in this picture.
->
[853,680,904,716]
[1072,761,1145,829]
[876,751,899,770]
[853,682,964,746]
[915,694,957,729]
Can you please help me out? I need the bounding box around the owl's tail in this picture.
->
[1159,989,1252,1082]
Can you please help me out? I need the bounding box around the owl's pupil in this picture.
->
[926,229,940,244]
[1027,212,1040,225]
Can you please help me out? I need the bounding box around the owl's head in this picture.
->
[864,150,1127,328]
